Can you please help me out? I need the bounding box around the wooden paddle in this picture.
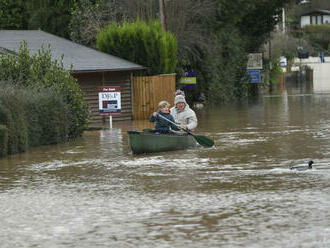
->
[157,114,214,147]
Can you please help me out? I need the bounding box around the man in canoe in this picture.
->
[170,91,198,131]
[149,101,179,133]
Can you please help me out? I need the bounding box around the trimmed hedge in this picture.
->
[0,125,8,157]
[0,84,70,156]
[97,20,177,75]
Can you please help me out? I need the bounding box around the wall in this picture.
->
[301,16,310,28]
[324,15,330,24]
[301,14,330,27]
[73,71,133,125]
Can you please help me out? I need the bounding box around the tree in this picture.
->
[69,0,126,47]
[0,0,75,38]
[215,0,291,52]
[25,0,76,38]
[0,0,27,29]
[71,0,292,103]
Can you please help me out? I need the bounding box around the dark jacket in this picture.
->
[149,110,179,132]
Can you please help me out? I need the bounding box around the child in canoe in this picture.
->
[149,101,179,133]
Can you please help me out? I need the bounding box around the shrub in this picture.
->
[97,20,177,75]
[24,87,70,146]
[0,42,89,139]
[0,83,70,155]
[0,125,8,157]
[304,25,330,51]
[0,86,28,154]
[206,26,249,103]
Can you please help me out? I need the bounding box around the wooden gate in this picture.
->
[133,74,176,120]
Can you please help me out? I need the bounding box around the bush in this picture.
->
[304,25,330,51]
[0,42,89,139]
[0,87,28,154]
[0,125,8,157]
[205,26,249,103]
[97,20,177,75]
[0,84,70,155]
[24,87,70,146]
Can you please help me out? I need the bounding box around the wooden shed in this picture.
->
[0,30,145,124]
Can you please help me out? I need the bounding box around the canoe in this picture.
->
[127,130,197,154]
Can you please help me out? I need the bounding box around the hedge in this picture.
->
[303,25,330,51]
[0,125,8,157]
[0,84,70,156]
[97,20,177,75]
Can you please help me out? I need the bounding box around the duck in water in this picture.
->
[290,160,314,171]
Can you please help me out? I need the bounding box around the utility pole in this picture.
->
[269,33,273,93]
[282,8,285,34]
[159,0,167,32]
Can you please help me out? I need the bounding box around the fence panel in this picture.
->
[133,74,175,120]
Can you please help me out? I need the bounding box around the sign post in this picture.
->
[247,53,263,84]
[98,86,121,129]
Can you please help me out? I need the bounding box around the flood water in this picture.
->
[1,70,330,247]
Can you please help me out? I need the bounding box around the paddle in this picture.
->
[157,114,214,147]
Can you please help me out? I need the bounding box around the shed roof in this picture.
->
[0,30,145,73]
[300,9,330,16]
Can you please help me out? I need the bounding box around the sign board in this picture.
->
[247,70,261,83]
[180,77,196,85]
[247,53,263,69]
[180,70,197,89]
[98,86,121,115]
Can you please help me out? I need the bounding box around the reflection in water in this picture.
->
[1,72,330,247]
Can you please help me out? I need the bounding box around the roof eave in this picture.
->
[70,67,147,74]
[299,9,330,16]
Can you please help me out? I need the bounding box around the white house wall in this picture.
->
[301,14,330,27]
[324,15,330,24]
[301,16,310,27]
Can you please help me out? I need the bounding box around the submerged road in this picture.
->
[1,70,330,247]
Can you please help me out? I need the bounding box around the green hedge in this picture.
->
[304,25,330,51]
[0,84,70,155]
[0,125,8,157]
[97,20,177,75]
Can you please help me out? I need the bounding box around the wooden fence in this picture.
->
[133,74,176,120]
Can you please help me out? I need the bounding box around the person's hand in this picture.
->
[153,112,158,117]
[179,125,187,130]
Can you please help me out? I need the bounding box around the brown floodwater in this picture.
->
[1,70,330,247]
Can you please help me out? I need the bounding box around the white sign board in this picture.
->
[98,86,121,115]
[247,53,263,69]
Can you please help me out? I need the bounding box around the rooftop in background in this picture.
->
[299,9,330,16]
[0,30,145,73]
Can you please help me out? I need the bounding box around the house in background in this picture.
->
[0,30,145,124]
[300,9,330,28]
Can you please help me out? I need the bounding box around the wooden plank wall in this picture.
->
[72,71,133,125]
[133,74,176,120]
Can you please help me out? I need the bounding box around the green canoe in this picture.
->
[127,130,197,154]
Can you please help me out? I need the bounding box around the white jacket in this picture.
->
[170,105,198,130]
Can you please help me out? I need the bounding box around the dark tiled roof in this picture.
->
[0,30,145,72]
[300,9,330,16]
